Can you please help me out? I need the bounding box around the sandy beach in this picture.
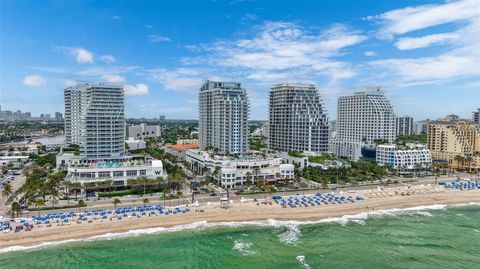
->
[1,188,480,250]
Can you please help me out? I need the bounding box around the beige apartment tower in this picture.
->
[427,120,480,171]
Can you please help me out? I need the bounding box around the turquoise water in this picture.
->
[1,204,479,269]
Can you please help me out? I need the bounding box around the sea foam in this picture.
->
[0,203,474,254]
[296,255,311,269]
[232,239,254,255]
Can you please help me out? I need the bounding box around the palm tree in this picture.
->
[127,178,139,192]
[104,180,114,194]
[253,167,260,183]
[10,202,22,218]
[465,156,473,172]
[112,198,121,211]
[1,183,13,201]
[321,178,329,190]
[77,199,86,213]
[245,172,252,186]
[35,199,45,216]
[162,188,170,207]
[454,155,465,170]
[50,188,59,209]
[138,177,150,196]
[212,166,221,180]
[71,182,82,200]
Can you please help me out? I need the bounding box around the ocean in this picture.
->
[1,204,479,269]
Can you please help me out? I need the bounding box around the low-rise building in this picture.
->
[126,123,161,140]
[376,144,432,175]
[176,139,199,145]
[186,149,294,189]
[64,156,167,187]
[125,137,146,150]
[163,143,199,161]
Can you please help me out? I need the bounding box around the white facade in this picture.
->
[330,89,395,160]
[280,152,346,169]
[198,81,249,154]
[413,120,430,134]
[64,84,125,158]
[396,116,413,136]
[268,83,329,154]
[65,157,166,186]
[126,124,161,140]
[125,137,146,150]
[376,144,432,172]
[186,150,294,189]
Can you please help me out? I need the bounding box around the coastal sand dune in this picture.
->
[1,189,480,250]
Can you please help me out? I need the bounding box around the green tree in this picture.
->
[35,199,45,216]
[1,183,13,200]
[77,199,87,213]
[11,202,22,218]
[142,198,149,206]
[112,198,121,211]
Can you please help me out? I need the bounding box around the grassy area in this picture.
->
[307,153,337,164]
[249,135,267,151]
[288,150,304,158]
[396,134,427,144]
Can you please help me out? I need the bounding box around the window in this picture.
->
[127,170,137,177]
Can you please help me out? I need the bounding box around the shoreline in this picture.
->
[1,189,480,252]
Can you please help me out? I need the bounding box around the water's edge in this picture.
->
[1,202,479,254]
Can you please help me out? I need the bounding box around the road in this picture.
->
[0,174,27,217]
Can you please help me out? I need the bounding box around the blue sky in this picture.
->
[1,0,479,120]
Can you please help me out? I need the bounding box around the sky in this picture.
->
[0,0,479,120]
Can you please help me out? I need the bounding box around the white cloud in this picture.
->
[112,15,122,20]
[242,13,257,21]
[370,0,480,38]
[22,75,46,87]
[364,51,376,57]
[148,68,204,92]
[71,48,94,64]
[100,55,116,63]
[144,24,153,29]
[365,0,480,86]
[64,79,77,87]
[148,35,171,42]
[181,21,366,83]
[395,32,459,50]
[75,66,140,77]
[369,45,480,83]
[56,47,94,64]
[124,84,149,96]
[101,74,126,83]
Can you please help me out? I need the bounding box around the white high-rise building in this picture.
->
[64,83,125,158]
[268,83,329,154]
[198,80,249,154]
[330,88,395,160]
[396,116,414,136]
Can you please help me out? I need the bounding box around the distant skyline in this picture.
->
[1,0,479,120]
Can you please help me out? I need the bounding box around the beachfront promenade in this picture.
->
[1,180,480,250]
